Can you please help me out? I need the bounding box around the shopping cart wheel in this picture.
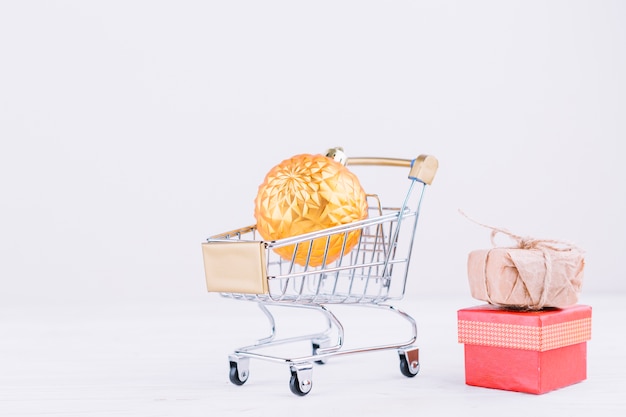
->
[228,356,249,386]
[289,364,313,396]
[398,347,420,377]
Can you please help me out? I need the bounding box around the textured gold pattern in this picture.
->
[254,153,368,266]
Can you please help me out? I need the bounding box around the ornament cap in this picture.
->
[325,147,347,165]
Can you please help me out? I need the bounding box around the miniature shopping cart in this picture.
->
[201,151,438,396]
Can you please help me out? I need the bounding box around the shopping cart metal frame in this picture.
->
[202,152,438,396]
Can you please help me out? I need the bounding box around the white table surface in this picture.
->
[2,291,624,416]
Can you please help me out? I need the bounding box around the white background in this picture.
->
[1,1,624,304]
[1,2,625,415]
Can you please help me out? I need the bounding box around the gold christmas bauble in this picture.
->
[254,151,368,267]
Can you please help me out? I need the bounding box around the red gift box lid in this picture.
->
[458,304,592,351]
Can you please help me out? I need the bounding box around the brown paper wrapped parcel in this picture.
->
[466,221,585,310]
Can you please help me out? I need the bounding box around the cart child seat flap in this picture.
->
[202,241,268,294]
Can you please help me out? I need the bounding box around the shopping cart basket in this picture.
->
[201,151,438,396]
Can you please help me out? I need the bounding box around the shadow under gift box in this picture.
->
[457,304,592,394]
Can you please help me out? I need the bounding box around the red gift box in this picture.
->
[457,304,592,394]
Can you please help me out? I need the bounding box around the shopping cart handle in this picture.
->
[346,155,438,185]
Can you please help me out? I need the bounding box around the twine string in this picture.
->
[459,209,582,252]
[459,210,582,310]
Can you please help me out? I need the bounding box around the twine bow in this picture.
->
[459,209,583,310]
[459,209,582,253]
